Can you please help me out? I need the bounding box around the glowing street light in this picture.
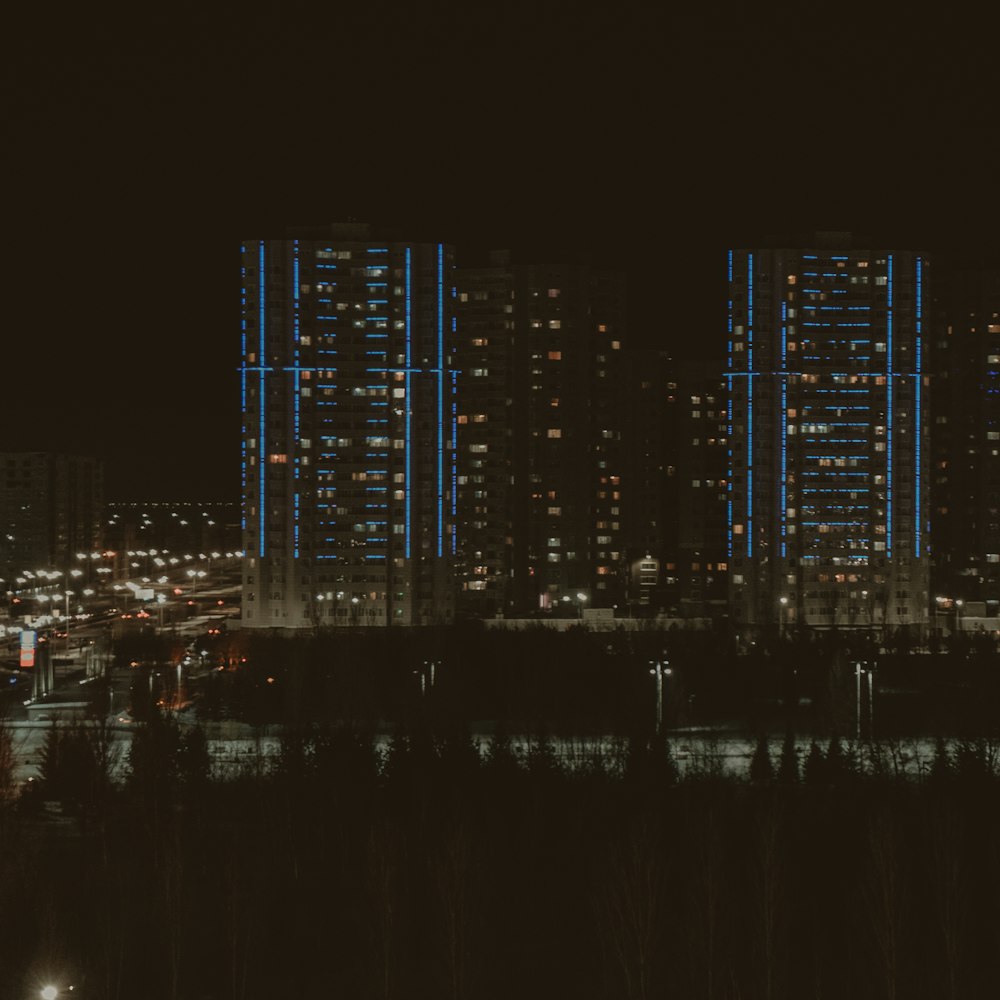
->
[186,568,207,597]
[649,658,672,736]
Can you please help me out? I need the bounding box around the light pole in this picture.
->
[855,661,875,741]
[649,658,671,736]
[576,592,587,619]
[187,568,206,598]
[955,599,964,636]
[779,595,789,638]
[415,658,438,695]
[63,589,73,658]
[855,661,863,743]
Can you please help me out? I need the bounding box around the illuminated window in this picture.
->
[547,428,562,438]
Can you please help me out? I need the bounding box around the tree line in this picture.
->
[3,712,1000,998]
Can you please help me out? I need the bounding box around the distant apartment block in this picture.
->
[455,253,627,615]
[240,224,457,628]
[0,452,103,577]
[930,267,1000,611]
[727,234,929,631]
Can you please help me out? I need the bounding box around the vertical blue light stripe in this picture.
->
[780,298,787,558]
[437,243,444,558]
[746,252,753,559]
[915,256,922,558]
[886,254,893,560]
[293,240,300,559]
[258,240,266,558]
[405,247,412,559]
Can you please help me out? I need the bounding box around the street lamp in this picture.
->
[63,590,73,657]
[779,596,789,638]
[576,592,587,619]
[41,986,59,1000]
[186,568,207,597]
[414,658,438,695]
[649,658,672,736]
[956,599,964,635]
[855,661,875,741]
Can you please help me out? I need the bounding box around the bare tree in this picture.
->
[595,817,664,1000]
[865,806,905,1000]
[686,800,727,1000]
[751,799,784,1000]
[927,799,966,1000]
[366,818,399,1000]
[432,819,477,1000]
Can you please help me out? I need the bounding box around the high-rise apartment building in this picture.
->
[621,355,728,617]
[665,361,729,618]
[454,253,627,615]
[0,452,103,578]
[727,234,929,632]
[240,225,457,629]
[930,267,1000,609]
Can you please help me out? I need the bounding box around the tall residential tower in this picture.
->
[240,225,457,629]
[454,254,627,616]
[727,234,929,632]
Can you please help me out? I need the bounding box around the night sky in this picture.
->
[5,8,995,501]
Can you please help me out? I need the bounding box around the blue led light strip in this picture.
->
[293,240,300,558]
[886,254,893,559]
[258,241,266,558]
[437,243,444,558]
[780,298,787,558]
[747,252,753,559]
[241,249,248,531]
[405,247,412,559]
[915,256,922,558]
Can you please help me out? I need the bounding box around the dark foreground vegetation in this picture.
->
[4,714,1000,999]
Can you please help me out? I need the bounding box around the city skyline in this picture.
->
[3,223,995,505]
[6,9,996,503]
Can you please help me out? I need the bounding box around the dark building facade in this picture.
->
[240,225,457,629]
[930,268,1000,612]
[621,355,728,617]
[665,361,729,618]
[0,452,103,578]
[728,235,929,632]
[454,253,627,616]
